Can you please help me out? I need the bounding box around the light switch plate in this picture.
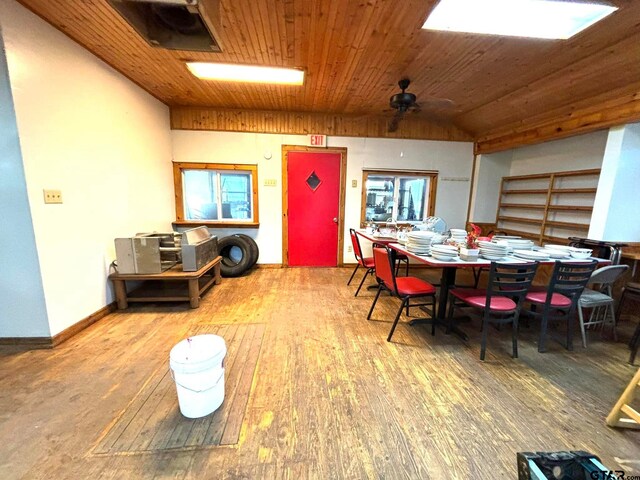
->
[351,179,358,187]
[43,189,63,204]
[264,179,277,187]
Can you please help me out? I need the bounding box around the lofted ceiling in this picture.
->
[15,0,640,142]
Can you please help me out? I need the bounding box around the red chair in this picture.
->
[347,229,375,296]
[524,260,598,353]
[447,262,538,360]
[367,245,436,341]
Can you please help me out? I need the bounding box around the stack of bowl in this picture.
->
[449,228,467,244]
[478,240,509,260]
[406,231,435,255]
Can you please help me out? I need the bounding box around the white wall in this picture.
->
[0,0,174,336]
[0,29,50,337]
[590,123,640,241]
[509,131,608,175]
[469,151,512,223]
[171,131,474,263]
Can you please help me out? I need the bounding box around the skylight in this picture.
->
[422,0,617,40]
[186,62,305,85]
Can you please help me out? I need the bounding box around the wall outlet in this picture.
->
[347,245,353,252]
[43,189,63,204]
[351,179,357,188]
[264,179,277,187]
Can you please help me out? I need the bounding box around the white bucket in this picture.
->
[169,334,227,418]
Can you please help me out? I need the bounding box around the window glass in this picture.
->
[362,171,436,224]
[173,163,259,225]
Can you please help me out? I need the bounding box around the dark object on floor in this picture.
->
[517,451,610,480]
[617,282,640,364]
[233,234,259,268]
[218,235,254,277]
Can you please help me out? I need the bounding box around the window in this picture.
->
[173,162,259,226]
[361,170,437,224]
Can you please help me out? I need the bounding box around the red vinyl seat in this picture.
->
[367,244,436,342]
[448,262,538,360]
[525,291,572,308]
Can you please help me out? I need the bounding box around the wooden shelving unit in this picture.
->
[496,168,600,244]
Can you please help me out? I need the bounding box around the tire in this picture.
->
[235,234,259,267]
[218,235,253,277]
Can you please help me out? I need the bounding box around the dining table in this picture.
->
[387,242,610,341]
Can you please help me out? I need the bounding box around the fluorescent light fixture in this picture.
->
[186,62,305,85]
[422,0,617,39]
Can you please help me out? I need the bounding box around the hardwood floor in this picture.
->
[0,268,638,479]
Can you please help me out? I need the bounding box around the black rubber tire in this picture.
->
[235,234,259,267]
[218,235,253,277]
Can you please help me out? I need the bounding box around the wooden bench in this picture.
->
[109,256,222,309]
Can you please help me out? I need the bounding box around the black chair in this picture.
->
[448,262,538,360]
[524,260,598,353]
[367,245,436,342]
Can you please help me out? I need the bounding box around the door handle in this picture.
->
[332,217,338,224]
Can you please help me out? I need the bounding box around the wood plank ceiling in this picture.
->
[15,0,640,147]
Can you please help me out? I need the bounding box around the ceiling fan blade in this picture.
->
[388,110,404,133]
[421,97,455,110]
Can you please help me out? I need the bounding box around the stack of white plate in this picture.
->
[431,244,459,262]
[406,231,435,255]
[449,228,467,244]
[493,236,535,250]
[569,247,593,259]
[537,248,570,259]
[513,249,550,261]
[477,241,509,260]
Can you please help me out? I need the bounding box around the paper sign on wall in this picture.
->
[308,134,326,147]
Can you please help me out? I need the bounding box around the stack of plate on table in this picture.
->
[477,241,509,260]
[492,236,535,251]
[449,228,467,244]
[406,231,435,255]
[430,244,459,261]
[538,244,572,259]
[513,249,550,261]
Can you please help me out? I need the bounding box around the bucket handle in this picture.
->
[170,368,224,393]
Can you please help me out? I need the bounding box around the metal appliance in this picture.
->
[181,226,218,271]
[568,237,627,264]
[115,232,181,274]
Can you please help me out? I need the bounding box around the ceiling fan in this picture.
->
[387,78,454,132]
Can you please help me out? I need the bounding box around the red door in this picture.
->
[287,151,341,266]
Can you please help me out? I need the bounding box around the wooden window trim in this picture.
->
[360,169,438,226]
[173,162,260,226]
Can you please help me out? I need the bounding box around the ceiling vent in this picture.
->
[108,0,222,52]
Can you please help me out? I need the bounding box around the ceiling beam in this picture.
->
[170,107,473,142]
[475,90,640,154]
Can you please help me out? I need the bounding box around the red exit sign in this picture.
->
[308,134,326,147]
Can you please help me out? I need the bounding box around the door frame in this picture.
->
[281,145,348,267]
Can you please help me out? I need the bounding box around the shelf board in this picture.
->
[547,205,593,211]
[544,220,590,230]
[496,228,539,240]
[498,216,543,225]
[501,189,548,195]
[550,188,597,194]
[500,203,545,210]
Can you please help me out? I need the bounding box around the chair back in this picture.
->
[547,260,599,307]
[486,262,538,307]
[372,244,398,293]
[587,264,628,295]
[349,229,365,264]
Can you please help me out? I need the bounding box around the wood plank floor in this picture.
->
[0,267,638,479]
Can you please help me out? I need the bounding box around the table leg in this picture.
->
[213,262,222,285]
[113,279,128,309]
[410,266,468,341]
[188,279,200,308]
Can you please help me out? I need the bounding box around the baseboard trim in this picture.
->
[255,264,283,269]
[51,302,117,347]
[0,302,116,349]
